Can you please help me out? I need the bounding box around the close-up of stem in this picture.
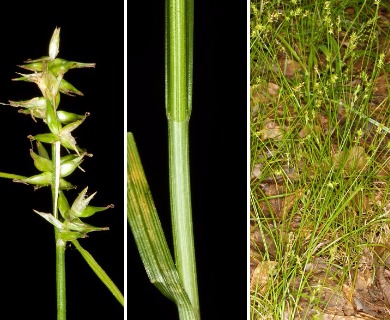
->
[165,0,199,315]
[128,0,199,319]
[128,1,247,319]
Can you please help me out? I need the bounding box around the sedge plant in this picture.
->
[127,0,199,319]
[251,0,390,318]
[0,28,124,319]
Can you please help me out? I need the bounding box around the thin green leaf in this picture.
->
[127,132,198,320]
[71,239,124,307]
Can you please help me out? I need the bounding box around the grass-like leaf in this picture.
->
[127,132,198,320]
[71,239,124,307]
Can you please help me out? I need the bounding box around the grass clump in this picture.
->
[250,0,390,318]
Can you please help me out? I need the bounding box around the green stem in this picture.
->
[168,121,199,312]
[52,141,66,320]
[166,0,199,317]
[56,239,66,320]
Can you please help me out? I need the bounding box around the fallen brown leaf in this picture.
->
[278,58,302,79]
[250,260,278,293]
[331,146,367,174]
[261,118,284,140]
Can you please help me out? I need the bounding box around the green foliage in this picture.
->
[251,0,390,318]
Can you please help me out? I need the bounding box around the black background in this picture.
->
[128,2,247,320]
[0,1,124,319]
